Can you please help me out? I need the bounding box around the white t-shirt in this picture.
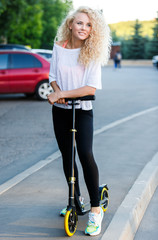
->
[49,43,102,110]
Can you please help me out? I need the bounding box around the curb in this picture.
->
[101,151,158,240]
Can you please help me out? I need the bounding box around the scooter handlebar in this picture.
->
[65,95,95,102]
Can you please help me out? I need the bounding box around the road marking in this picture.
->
[94,106,158,135]
[0,151,60,195]
[0,106,158,196]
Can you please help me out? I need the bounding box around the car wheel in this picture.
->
[36,80,52,100]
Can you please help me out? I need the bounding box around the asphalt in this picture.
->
[0,108,158,240]
[0,65,158,239]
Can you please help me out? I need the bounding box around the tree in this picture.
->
[128,19,145,59]
[0,0,43,48]
[120,39,131,59]
[148,14,158,58]
[0,0,72,48]
[111,30,120,42]
[0,0,7,14]
[40,0,73,49]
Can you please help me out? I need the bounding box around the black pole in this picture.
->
[69,100,76,207]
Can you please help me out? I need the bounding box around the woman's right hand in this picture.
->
[47,92,59,105]
[47,91,66,105]
[49,82,66,104]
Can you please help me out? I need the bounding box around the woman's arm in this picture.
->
[50,81,66,104]
[51,81,60,92]
[47,85,96,105]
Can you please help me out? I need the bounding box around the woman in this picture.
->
[47,6,111,236]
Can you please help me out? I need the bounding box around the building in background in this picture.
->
[110,42,121,59]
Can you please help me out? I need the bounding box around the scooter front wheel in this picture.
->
[64,208,78,236]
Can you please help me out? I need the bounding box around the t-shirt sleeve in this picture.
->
[85,61,102,89]
[49,46,57,84]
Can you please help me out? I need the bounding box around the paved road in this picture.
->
[0,96,57,184]
[0,66,158,239]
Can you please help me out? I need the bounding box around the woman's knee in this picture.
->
[79,150,94,165]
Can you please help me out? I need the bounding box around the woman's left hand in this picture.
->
[56,98,66,104]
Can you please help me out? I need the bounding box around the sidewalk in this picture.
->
[101,151,158,240]
[107,59,153,67]
[134,187,158,240]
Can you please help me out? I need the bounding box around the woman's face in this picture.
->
[70,12,92,41]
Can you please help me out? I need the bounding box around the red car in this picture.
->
[0,50,52,100]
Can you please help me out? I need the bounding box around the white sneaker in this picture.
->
[85,207,104,236]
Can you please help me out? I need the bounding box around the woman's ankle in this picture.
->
[91,206,100,214]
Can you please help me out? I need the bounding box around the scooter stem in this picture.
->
[68,99,76,207]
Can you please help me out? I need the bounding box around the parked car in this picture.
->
[0,44,30,51]
[152,55,158,69]
[31,49,52,61]
[0,50,52,100]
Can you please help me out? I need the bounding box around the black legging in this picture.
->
[52,105,99,207]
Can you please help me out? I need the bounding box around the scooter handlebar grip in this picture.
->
[65,95,95,102]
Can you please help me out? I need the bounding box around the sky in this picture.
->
[73,0,158,24]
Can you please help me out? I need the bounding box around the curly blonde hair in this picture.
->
[55,6,112,67]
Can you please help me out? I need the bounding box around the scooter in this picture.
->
[63,95,109,237]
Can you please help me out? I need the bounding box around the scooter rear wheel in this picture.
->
[64,208,78,236]
[100,187,109,212]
